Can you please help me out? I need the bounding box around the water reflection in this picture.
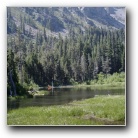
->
[7,87,125,110]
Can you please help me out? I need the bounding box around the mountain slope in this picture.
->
[105,7,125,25]
[7,7,125,38]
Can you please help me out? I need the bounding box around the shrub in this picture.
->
[90,79,97,85]
[70,78,78,85]
[86,81,90,85]
[97,72,105,84]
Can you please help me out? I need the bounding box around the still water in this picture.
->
[7,87,125,110]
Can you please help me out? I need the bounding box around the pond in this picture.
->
[7,87,125,110]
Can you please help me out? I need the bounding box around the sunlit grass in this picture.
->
[7,95,125,126]
[33,90,49,95]
[72,72,125,89]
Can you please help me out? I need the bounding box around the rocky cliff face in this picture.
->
[81,7,125,29]
[105,7,125,25]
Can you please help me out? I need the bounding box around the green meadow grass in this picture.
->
[72,72,125,89]
[7,95,125,126]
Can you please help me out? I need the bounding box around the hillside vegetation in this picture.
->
[7,7,125,96]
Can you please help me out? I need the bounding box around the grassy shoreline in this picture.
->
[74,82,125,89]
[7,95,125,126]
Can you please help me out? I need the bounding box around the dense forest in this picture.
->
[7,7,125,96]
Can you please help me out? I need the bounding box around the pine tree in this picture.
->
[7,49,18,96]
[81,53,87,81]
[43,27,47,42]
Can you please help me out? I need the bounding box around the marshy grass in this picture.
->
[7,95,125,126]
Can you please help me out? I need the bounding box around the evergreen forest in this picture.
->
[7,7,125,96]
